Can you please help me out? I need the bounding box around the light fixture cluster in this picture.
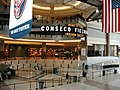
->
[33,14,85,26]
[33,1,81,10]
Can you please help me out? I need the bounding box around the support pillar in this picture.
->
[106,33,110,56]
[42,42,46,59]
[0,40,4,59]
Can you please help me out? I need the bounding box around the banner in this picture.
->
[9,0,33,39]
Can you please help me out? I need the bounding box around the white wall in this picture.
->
[87,21,120,46]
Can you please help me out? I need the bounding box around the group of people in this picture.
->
[0,70,12,82]
[34,65,43,75]
[0,65,15,82]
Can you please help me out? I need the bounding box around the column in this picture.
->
[106,33,110,56]
[113,45,117,56]
[0,40,4,59]
[42,42,46,59]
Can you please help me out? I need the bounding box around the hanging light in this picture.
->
[66,17,68,23]
[70,17,72,22]
[96,8,99,13]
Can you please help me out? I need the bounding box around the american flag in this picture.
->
[102,0,120,33]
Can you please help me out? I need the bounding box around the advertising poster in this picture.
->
[9,0,33,39]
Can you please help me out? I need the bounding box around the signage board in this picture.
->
[31,25,87,36]
[9,0,33,39]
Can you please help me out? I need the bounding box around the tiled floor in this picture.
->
[1,73,120,90]
[1,57,120,90]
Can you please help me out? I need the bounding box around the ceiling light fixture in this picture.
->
[96,8,99,13]
[33,1,81,10]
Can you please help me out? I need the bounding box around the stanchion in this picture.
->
[92,64,94,69]
[110,69,111,75]
[36,81,38,90]
[77,76,79,82]
[46,69,47,75]
[60,64,62,68]
[53,60,55,64]
[53,63,54,67]
[69,76,71,84]
[44,80,47,88]
[58,77,61,86]
[61,64,63,74]
[60,77,63,85]
[68,64,69,68]
[45,63,46,67]
[5,61,6,65]
[14,83,15,90]
[67,64,69,73]
[30,81,32,90]
[99,71,101,77]
[86,73,87,80]
[59,66,61,74]
[23,64,24,70]
[52,79,54,87]
[18,60,19,64]
[35,60,36,63]
[26,60,27,63]
[17,65,18,71]
[78,76,80,82]
[30,63,31,70]
[102,70,105,76]
[37,63,39,67]
[0,85,1,90]
[92,72,94,79]
[106,70,108,76]
[11,60,12,65]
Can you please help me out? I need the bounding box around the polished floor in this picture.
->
[0,57,120,90]
[0,73,120,90]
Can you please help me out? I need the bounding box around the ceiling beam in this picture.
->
[87,11,102,22]
[86,10,96,21]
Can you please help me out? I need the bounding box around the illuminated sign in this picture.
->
[31,25,87,35]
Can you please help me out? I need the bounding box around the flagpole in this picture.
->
[106,33,110,56]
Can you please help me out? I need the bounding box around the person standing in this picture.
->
[66,72,69,84]
[82,63,88,80]
[0,71,3,81]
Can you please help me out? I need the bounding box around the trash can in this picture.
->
[114,69,117,74]
[39,81,44,89]
[73,76,77,82]
[53,68,57,74]
[11,69,16,76]
[102,70,105,76]
[2,74,6,80]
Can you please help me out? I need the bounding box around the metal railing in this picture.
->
[0,75,84,90]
